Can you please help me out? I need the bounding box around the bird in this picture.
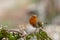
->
[29,15,43,28]
[29,15,38,27]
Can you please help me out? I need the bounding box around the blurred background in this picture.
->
[0,0,60,40]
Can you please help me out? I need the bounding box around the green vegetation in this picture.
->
[25,29,52,40]
[0,26,52,40]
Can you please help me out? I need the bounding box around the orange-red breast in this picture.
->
[29,15,38,27]
[29,15,43,28]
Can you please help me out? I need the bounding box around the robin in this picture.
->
[29,15,43,28]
